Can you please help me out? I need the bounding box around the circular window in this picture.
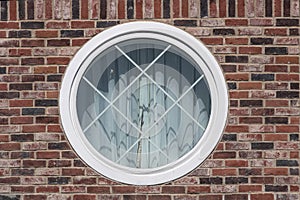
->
[60,22,228,185]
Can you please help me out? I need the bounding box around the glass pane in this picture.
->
[77,38,211,169]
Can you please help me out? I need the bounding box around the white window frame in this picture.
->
[60,21,228,185]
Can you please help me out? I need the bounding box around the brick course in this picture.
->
[0,0,299,199]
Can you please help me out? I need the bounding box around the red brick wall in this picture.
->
[0,0,299,199]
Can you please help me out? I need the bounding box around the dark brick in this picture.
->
[72,0,79,19]
[225,56,248,63]
[100,0,107,19]
[265,117,288,124]
[290,83,299,89]
[163,0,170,18]
[47,75,62,82]
[213,29,235,35]
[48,142,69,150]
[48,160,71,167]
[36,116,59,124]
[240,100,263,107]
[230,100,238,107]
[23,160,46,168]
[11,134,34,142]
[0,92,19,99]
[239,168,262,176]
[228,0,235,17]
[290,28,299,36]
[200,177,223,184]
[174,20,197,27]
[290,168,299,175]
[251,38,273,45]
[127,0,134,19]
[225,177,248,184]
[1,1,8,21]
[276,19,299,26]
[21,22,44,29]
[96,21,119,28]
[8,31,31,38]
[74,159,86,167]
[290,134,299,141]
[22,108,45,115]
[11,169,34,176]
[0,67,6,74]
[47,39,70,47]
[35,100,58,107]
[200,0,208,17]
[18,0,25,19]
[276,91,299,98]
[222,134,237,141]
[27,0,34,19]
[9,84,32,91]
[251,142,274,150]
[22,75,45,82]
[222,65,237,72]
[61,30,84,38]
[48,177,71,185]
[0,195,20,200]
[228,82,237,90]
[265,185,288,192]
[251,74,274,81]
[11,152,33,159]
[21,58,44,65]
[276,160,298,166]
[265,0,272,17]
[265,47,288,55]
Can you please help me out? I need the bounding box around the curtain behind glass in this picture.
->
[77,39,210,168]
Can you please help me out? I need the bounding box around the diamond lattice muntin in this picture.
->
[76,38,211,169]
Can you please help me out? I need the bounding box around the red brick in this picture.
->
[24,195,47,200]
[35,30,58,38]
[225,160,248,167]
[10,116,33,124]
[264,168,288,175]
[46,22,70,29]
[264,134,288,141]
[172,0,180,18]
[47,57,70,65]
[276,126,299,133]
[239,47,262,54]
[81,0,89,19]
[0,142,20,151]
[187,186,210,193]
[71,21,94,28]
[87,186,110,193]
[275,56,299,64]
[36,186,59,193]
[239,185,262,192]
[212,169,237,176]
[225,19,248,26]
[225,38,248,45]
[265,28,288,36]
[37,151,60,159]
[200,37,223,45]
[162,186,185,194]
[251,194,274,200]
[0,22,19,29]
[239,82,262,89]
[182,0,188,17]
[112,186,136,193]
[11,186,35,193]
[62,168,85,176]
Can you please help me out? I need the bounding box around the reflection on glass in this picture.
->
[76,39,211,168]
